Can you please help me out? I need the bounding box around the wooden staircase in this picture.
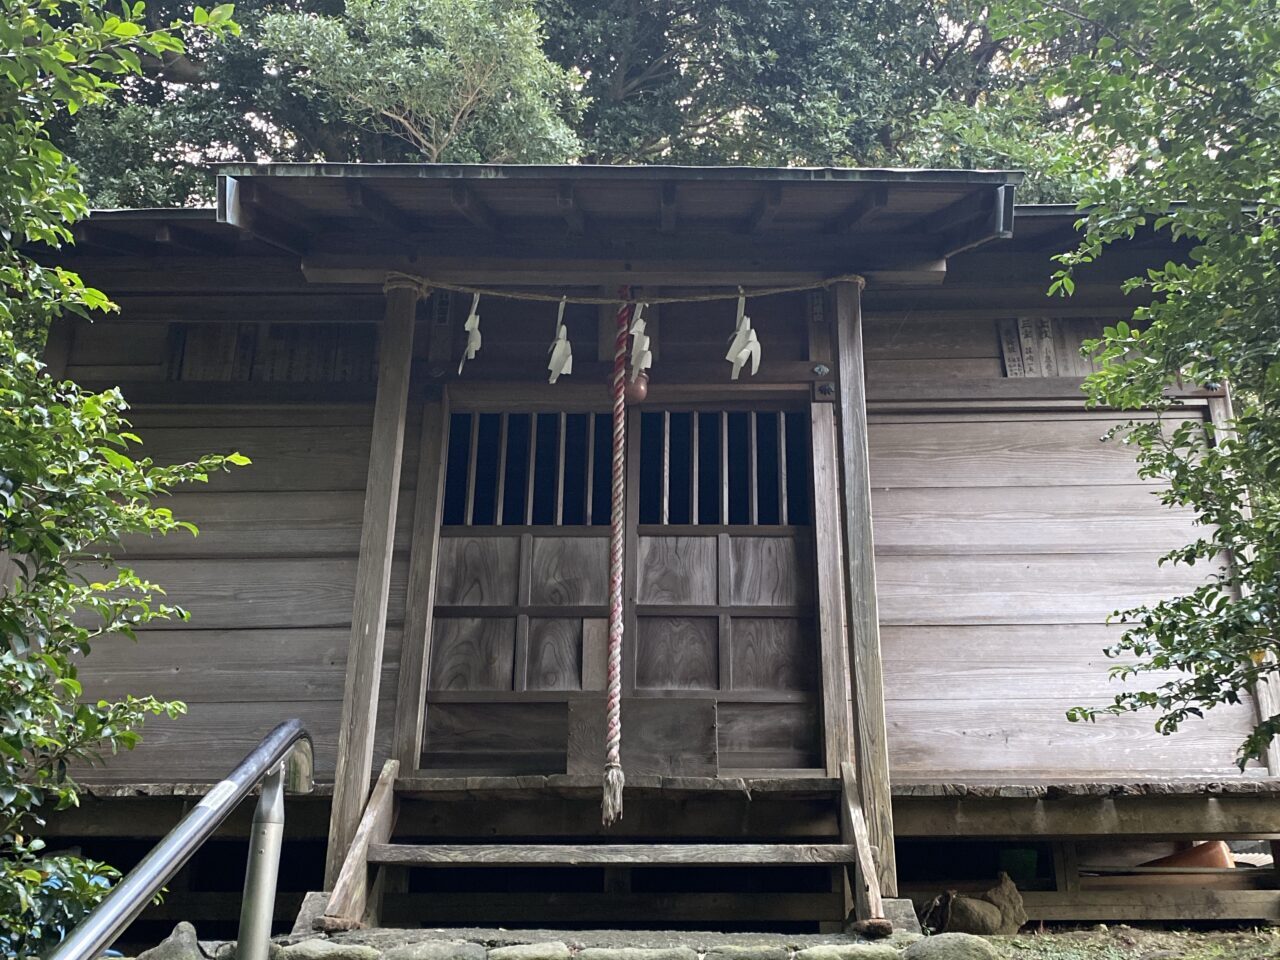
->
[316,760,889,935]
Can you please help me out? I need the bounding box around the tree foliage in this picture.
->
[0,0,241,952]
[50,0,1075,204]
[261,0,582,163]
[538,0,1008,165]
[996,0,1280,765]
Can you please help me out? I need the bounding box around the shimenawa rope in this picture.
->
[382,271,865,305]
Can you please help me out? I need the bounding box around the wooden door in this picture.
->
[416,405,823,776]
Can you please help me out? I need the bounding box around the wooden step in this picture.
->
[367,842,857,866]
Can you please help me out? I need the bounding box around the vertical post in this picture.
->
[831,279,897,897]
[237,764,285,960]
[325,279,420,887]
[1207,390,1280,775]
[391,390,451,771]
[810,403,853,775]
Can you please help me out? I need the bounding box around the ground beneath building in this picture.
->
[146,923,1280,960]
[993,926,1280,960]
[321,925,1280,960]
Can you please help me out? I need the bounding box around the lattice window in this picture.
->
[441,408,811,527]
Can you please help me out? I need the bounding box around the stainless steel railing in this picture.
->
[49,719,314,960]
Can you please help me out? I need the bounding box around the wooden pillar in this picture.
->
[810,402,854,775]
[831,279,897,897]
[1207,391,1280,775]
[325,280,420,887]
[390,391,450,771]
[41,317,74,378]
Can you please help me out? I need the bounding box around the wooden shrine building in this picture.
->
[37,164,1280,932]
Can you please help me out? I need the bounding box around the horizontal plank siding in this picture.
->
[117,491,414,559]
[82,698,396,782]
[871,410,1259,780]
[887,699,1256,777]
[74,403,405,785]
[869,416,1170,488]
[101,557,409,630]
[79,628,401,702]
[876,552,1224,626]
[872,485,1199,556]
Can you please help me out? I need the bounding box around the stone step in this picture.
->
[367,843,859,867]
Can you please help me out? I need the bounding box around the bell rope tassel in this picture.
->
[602,290,632,825]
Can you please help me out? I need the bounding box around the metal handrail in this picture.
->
[49,719,315,960]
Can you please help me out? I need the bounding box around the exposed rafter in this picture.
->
[557,183,586,235]
[73,223,157,257]
[451,183,498,233]
[746,183,783,234]
[346,181,419,239]
[217,175,310,256]
[921,184,1015,258]
[659,182,678,234]
[825,185,889,235]
[154,223,237,256]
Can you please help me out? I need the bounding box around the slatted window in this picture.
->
[442,408,811,527]
[637,410,811,526]
[442,412,612,526]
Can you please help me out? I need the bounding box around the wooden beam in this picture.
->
[427,359,823,386]
[892,795,1280,838]
[659,182,678,234]
[321,759,400,930]
[809,403,853,776]
[1019,889,1280,922]
[324,280,420,888]
[303,258,948,289]
[378,891,844,925]
[826,185,889,235]
[557,183,586,235]
[390,394,450,771]
[840,761,885,922]
[451,183,498,233]
[368,843,858,866]
[832,280,897,898]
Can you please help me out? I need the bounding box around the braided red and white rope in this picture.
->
[602,291,632,825]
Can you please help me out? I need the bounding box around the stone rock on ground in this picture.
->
[212,940,288,960]
[981,873,1027,935]
[903,933,999,960]
[138,922,203,960]
[883,898,923,935]
[489,944,571,960]
[703,946,790,960]
[384,942,486,960]
[886,932,924,951]
[795,946,901,960]
[578,949,698,960]
[942,897,1003,936]
[282,939,381,960]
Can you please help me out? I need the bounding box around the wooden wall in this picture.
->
[73,400,410,782]
[863,318,1259,779]
[59,294,1260,785]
